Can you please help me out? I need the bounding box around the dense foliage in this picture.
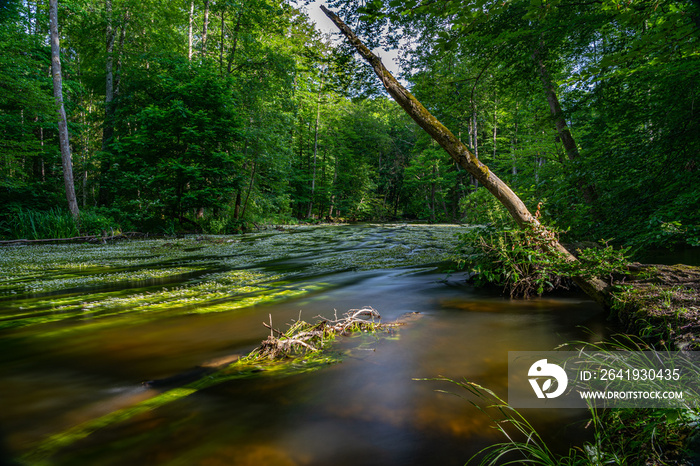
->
[0,0,698,249]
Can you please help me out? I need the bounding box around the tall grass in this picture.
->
[435,378,584,465]
[440,334,700,465]
[7,208,79,240]
[1,208,120,240]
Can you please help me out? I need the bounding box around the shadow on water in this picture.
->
[0,225,614,465]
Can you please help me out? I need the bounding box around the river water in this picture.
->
[0,224,610,465]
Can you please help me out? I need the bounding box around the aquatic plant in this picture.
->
[0,225,461,333]
[21,307,400,465]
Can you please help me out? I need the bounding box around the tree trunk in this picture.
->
[429,165,436,222]
[202,0,210,56]
[188,1,194,61]
[307,74,324,218]
[219,9,225,72]
[227,8,243,73]
[241,160,256,219]
[103,0,115,152]
[114,10,128,95]
[533,44,598,204]
[50,0,79,221]
[512,102,519,178]
[492,95,498,160]
[234,189,242,219]
[320,5,611,307]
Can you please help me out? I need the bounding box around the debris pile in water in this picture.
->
[246,307,392,360]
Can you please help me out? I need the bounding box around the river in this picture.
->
[0,224,610,465]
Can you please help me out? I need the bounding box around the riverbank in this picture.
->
[613,263,700,350]
[597,263,700,465]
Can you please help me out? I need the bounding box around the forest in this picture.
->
[1,1,700,464]
[1,0,698,250]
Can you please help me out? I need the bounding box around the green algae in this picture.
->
[1,225,461,332]
[21,309,399,465]
[1,225,462,464]
[21,355,341,466]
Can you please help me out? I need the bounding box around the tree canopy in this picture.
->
[0,0,697,249]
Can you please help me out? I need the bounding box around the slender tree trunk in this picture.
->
[98,0,115,207]
[234,189,242,219]
[320,5,611,307]
[472,110,478,159]
[234,143,248,219]
[241,160,256,219]
[328,156,338,218]
[512,102,519,177]
[188,1,194,61]
[227,9,243,73]
[103,0,115,152]
[219,9,225,72]
[492,95,497,160]
[50,0,79,220]
[533,44,597,204]
[429,165,436,222]
[202,0,210,56]
[307,74,324,218]
[114,10,128,96]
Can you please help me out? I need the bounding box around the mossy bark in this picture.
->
[320,6,611,307]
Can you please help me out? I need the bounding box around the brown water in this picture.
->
[0,224,610,465]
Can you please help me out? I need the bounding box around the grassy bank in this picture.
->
[454,225,700,464]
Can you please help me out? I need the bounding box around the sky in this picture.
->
[293,0,402,76]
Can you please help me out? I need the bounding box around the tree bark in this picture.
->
[103,0,115,152]
[320,5,611,307]
[202,0,210,56]
[241,160,256,219]
[533,45,597,204]
[188,1,194,61]
[219,9,225,72]
[492,95,498,160]
[50,0,79,220]
[227,7,243,73]
[307,74,324,218]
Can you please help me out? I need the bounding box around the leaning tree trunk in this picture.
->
[50,0,80,221]
[320,6,611,307]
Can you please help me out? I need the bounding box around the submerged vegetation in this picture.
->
[0,225,459,333]
[23,307,401,465]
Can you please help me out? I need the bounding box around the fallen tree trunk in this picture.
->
[320,6,611,307]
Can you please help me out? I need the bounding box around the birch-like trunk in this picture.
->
[188,1,194,61]
[202,0,210,56]
[50,0,79,221]
[103,0,115,152]
[320,5,611,307]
